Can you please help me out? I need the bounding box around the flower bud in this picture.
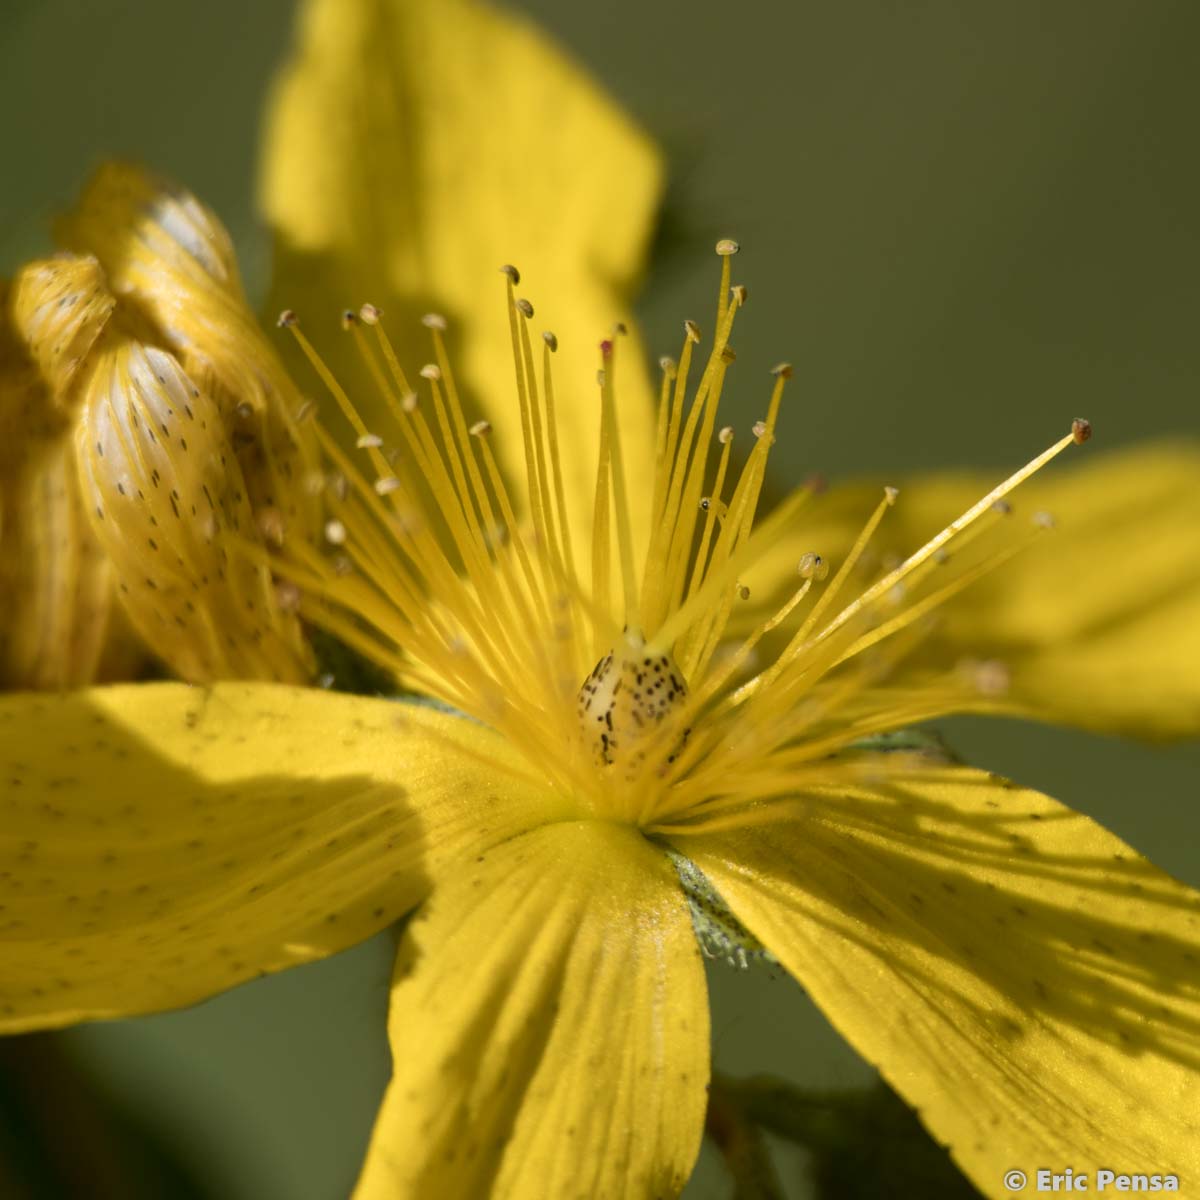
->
[56,163,323,568]
[2,164,322,685]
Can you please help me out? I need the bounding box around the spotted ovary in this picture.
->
[577,633,690,772]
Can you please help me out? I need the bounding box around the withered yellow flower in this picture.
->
[2,1,1200,1199]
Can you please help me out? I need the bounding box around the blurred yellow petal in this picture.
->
[0,436,141,689]
[57,162,323,556]
[743,441,1200,738]
[0,683,560,1033]
[0,274,145,688]
[10,256,115,400]
[356,820,707,1199]
[260,0,662,557]
[674,766,1200,1199]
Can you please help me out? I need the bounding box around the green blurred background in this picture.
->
[1,1,1198,1196]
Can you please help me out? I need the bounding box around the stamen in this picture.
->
[673,364,793,678]
[648,328,697,542]
[599,338,642,628]
[642,283,748,633]
[681,426,735,608]
[794,487,897,642]
[540,330,578,596]
[811,425,1086,650]
[503,274,562,605]
[646,480,810,659]
[591,364,614,631]
[714,237,738,329]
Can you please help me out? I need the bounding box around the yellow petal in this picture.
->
[744,441,1200,739]
[674,766,1200,1199]
[57,162,323,556]
[0,273,145,688]
[355,820,707,1199]
[260,0,662,558]
[0,683,560,1032]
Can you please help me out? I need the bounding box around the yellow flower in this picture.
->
[2,2,1200,1200]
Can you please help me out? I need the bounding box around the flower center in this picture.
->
[268,240,1090,830]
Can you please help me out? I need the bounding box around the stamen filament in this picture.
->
[812,430,1081,649]
[795,488,896,642]
[599,339,641,627]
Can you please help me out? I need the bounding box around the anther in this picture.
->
[1033,510,1056,530]
[340,309,357,330]
[684,320,702,344]
[770,362,793,378]
[419,363,442,381]
[469,420,493,437]
[659,355,677,378]
[730,284,748,306]
[718,425,734,444]
[716,238,740,256]
[933,548,950,565]
[991,499,1012,516]
[720,346,737,364]
[798,552,828,581]
[328,474,348,501]
[543,331,558,352]
[276,309,298,328]
[499,264,521,284]
[1071,418,1092,445]
[752,420,768,439]
[600,339,614,359]
[960,657,1010,697]
[884,486,899,506]
[421,313,447,330]
[324,519,347,546]
[275,580,302,613]
[356,433,383,449]
[613,321,628,336]
[235,402,254,421]
[359,303,381,325]
[302,470,325,496]
[400,392,419,413]
[699,497,711,511]
[737,584,751,600]
[514,298,534,319]
[256,507,285,547]
[374,477,401,496]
